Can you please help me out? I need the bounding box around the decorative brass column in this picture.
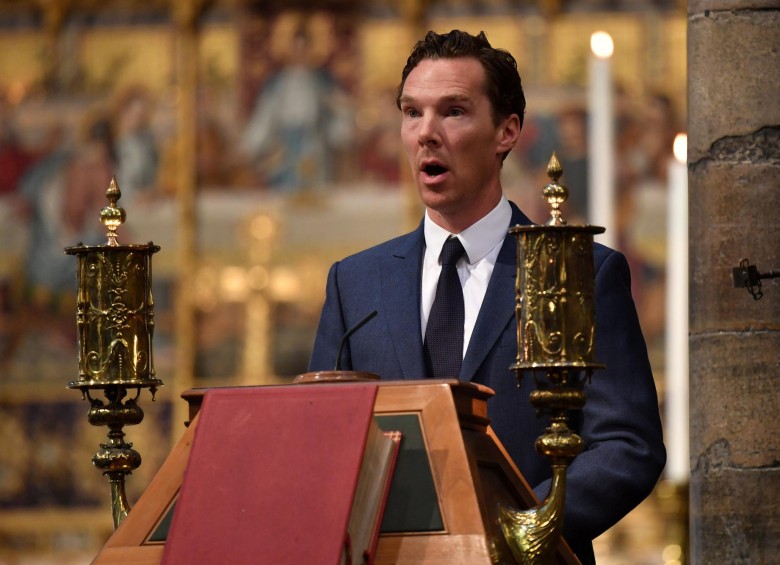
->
[171,0,203,435]
[499,154,604,564]
[65,177,162,529]
[399,0,430,232]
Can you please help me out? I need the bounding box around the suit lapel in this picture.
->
[381,225,427,380]
[460,203,532,381]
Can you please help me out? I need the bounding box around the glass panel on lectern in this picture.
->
[376,414,444,533]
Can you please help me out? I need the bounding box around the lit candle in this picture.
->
[665,133,689,484]
[587,31,615,248]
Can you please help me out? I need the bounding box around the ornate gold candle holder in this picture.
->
[499,154,604,564]
[65,177,161,529]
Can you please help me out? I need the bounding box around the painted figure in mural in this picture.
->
[0,111,115,375]
[20,112,114,301]
[240,24,353,192]
[0,97,37,196]
[112,85,159,202]
[308,30,665,565]
[619,92,681,345]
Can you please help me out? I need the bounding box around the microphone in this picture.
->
[334,310,378,371]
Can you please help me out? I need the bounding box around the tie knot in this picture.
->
[440,237,467,266]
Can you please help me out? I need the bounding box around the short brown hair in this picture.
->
[396,29,526,129]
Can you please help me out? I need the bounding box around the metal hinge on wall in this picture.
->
[732,258,780,300]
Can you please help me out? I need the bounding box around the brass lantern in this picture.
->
[499,154,604,564]
[65,177,161,528]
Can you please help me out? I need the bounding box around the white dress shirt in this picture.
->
[421,196,512,357]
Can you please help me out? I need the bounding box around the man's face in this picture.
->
[399,57,519,232]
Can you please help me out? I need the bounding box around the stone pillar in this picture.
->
[688,2,780,563]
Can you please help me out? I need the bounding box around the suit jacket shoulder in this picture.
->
[308,222,427,378]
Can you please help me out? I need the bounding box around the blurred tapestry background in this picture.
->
[0,1,686,563]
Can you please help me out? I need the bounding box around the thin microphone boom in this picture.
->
[334,310,378,371]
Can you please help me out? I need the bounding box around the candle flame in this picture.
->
[591,31,614,59]
[673,133,687,164]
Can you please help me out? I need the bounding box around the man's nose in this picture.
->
[418,115,441,146]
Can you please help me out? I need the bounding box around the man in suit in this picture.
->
[308,30,665,564]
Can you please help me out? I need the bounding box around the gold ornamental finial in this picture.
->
[542,152,568,227]
[100,176,126,246]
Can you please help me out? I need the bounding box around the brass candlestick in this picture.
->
[499,153,605,564]
[65,176,162,529]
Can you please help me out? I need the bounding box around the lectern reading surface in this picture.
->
[161,384,397,565]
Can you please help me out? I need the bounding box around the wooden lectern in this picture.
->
[92,379,579,564]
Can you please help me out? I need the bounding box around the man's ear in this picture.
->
[496,114,521,155]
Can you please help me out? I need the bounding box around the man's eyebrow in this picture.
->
[398,93,472,105]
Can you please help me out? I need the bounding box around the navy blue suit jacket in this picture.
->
[308,201,666,564]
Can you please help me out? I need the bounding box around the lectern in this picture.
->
[92,379,579,564]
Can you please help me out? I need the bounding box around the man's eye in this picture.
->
[405,108,420,118]
[448,108,464,117]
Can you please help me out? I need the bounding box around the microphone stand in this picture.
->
[295,310,380,383]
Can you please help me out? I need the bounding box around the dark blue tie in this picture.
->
[424,237,467,379]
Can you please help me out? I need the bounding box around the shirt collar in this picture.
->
[424,196,512,264]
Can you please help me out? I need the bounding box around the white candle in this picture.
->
[665,133,689,484]
[587,31,616,248]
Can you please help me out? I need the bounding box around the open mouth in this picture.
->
[423,163,448,177]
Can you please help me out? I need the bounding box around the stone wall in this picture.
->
[688,2,780,562]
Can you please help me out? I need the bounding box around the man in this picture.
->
[309,30,665,564]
